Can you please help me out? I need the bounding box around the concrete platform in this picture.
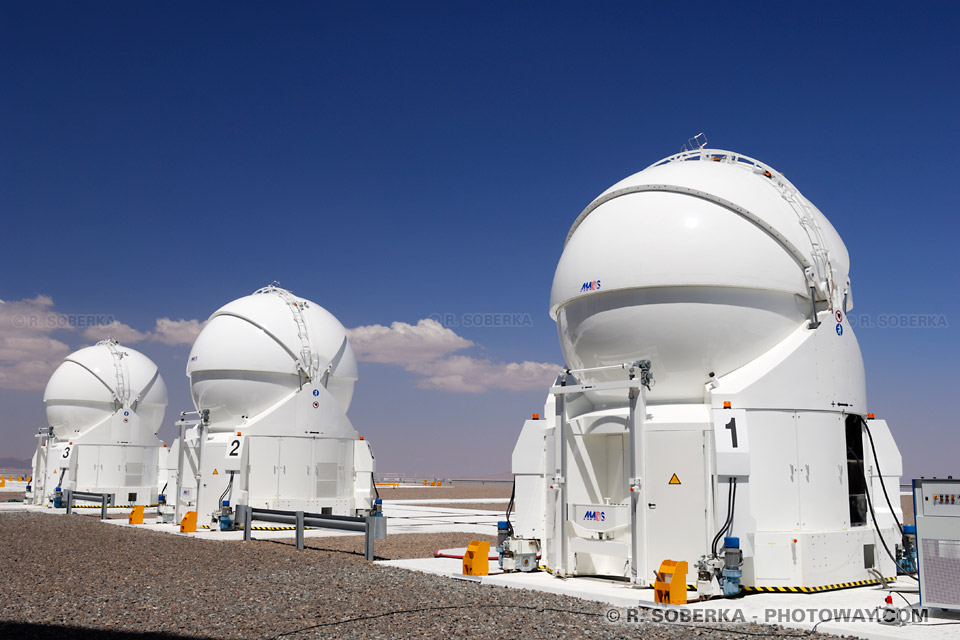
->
[7,500,954,639]
[0,499,502,540]
[378,556,958,640]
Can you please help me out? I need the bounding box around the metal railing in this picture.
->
[235,505,387,560]
[64,490,115,520]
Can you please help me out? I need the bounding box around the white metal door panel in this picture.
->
[278,437,313,500]
[74,446,99,489]
[746,410,800,531]
[795,412,848,530]
[97,445,124,489]
[247,437,281,504]
[644,430,709,577]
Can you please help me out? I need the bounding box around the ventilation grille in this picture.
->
[921,538,960,607]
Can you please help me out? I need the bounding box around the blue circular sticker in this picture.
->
[835,323,843,336]
[123,411,129,416]
[312,389,319,396]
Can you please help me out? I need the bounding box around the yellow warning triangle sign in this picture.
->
[212,469,219,475]
[668,473,681,485]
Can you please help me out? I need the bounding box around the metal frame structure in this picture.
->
[549,361,652,585]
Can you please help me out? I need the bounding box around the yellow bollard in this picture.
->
[180,511,198,533]
[463,540,490,576]
[654,559,688,605]
[0,477,5,487]
[437,481,442,487]
[18,476,23,482]
[423,480,428,485]
[128,505,145,525]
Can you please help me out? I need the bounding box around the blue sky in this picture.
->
[1,2,957,478]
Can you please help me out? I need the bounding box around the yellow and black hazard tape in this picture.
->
[72,504,158,508]
[540,567,889,594]
[743,577,894,593]
[198,524,315,531]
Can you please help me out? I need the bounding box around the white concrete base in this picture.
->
[377,556,958,640]
[0,499,503,540]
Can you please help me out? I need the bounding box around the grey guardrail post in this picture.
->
[237,505,252,541]
[65,489,73,515]
[100,494,108,520]
[295,511,305,551]
[365,515,386,561]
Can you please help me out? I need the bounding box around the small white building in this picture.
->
[168,285,375,525]
[510,148,904,593]
[32,340,167,506]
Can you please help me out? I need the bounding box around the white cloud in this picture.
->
[0,296,71,390]
[0,295,204,391]
[151,318,203,346]
[346,318,474,365]
[407,355,559,393]
[82,317,203,346]
[347,318,558,393]
[82,320,150,344]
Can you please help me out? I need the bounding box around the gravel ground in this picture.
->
[377,484,512,501]
[0,491,25,501]
[0,512,845,640]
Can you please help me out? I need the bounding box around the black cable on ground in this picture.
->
[266,602,824,639]
[266,604,601,638]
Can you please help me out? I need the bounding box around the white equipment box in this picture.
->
[913,478,960,611]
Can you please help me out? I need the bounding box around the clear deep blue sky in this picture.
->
[1,2,957,478]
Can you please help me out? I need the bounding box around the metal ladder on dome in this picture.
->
[270,287,318,382]
[775,184,836,309]
[99,339,131,409]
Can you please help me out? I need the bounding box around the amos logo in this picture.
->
[580,280,601,292]
[583,510,605,522]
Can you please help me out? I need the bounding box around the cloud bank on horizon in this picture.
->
[0,295,202,391]
[346,318,558,392]
[1,297,558,394]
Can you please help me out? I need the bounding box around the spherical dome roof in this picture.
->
[551,150,857,402]
[43,340,168,438]
[187,286,358,430]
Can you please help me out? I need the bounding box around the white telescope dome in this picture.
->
[43,340,168,438]
[552,149,855,403]
[187,285,358,431]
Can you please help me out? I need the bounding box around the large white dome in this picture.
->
[186,285,358,431]
[552,149,857,403]
[43,340,168,438]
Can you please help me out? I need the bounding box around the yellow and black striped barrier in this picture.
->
[743,578,893,593]
[72,504,159,509]
[199,524,315,531]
